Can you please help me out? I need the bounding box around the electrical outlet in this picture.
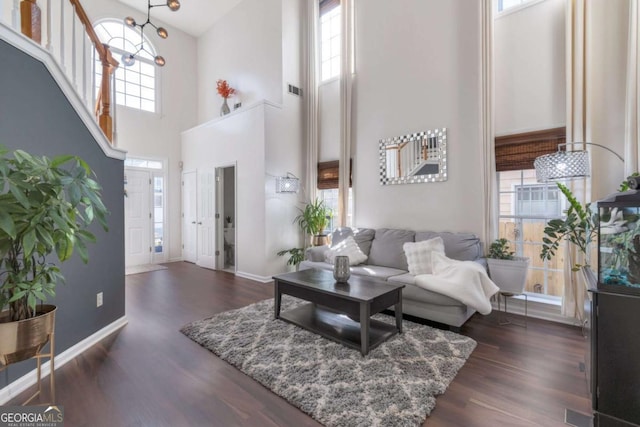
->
[96,292,103,307]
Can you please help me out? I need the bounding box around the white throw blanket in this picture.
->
[414,252,500,315]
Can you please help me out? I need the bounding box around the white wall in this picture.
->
[588,0,629,200]
[197,0,283,123]
[86,0,198,263]
[494,0,566,135]
[265,0,305,275]
[352,0,483,235]
[182,101,302,279]
[182,104,268,277]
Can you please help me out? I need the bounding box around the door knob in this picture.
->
[191,221,196,224]
[197,222,202,225]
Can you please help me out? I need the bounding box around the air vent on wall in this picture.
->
[288,84,302,97]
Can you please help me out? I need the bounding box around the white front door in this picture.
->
[196,169,216,269]
[125,169,151,267]
[182,171,198,263]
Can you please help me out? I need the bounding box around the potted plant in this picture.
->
[540,182,597,271]
[0,147,108,367]
[487,238,530,294]
[276,248,304,271]
[294,198,332,247]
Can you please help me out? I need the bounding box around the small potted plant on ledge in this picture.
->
[294,198,332,247]
[487,238,530,294]
[0,147,108,372]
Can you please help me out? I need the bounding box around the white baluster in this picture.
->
[11,0,18,31]
[71,4,77,87]
[82,29,87,105]
[46,0,52,52]
[59,0,65,73]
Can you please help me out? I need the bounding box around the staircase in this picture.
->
[0,0,120,149]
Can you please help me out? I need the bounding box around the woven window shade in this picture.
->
[318,159,352,190]
[495,127,566,172]
[320,0,340,15]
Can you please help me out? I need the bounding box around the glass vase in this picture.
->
[333,256,350,283]
[220,98,230,116]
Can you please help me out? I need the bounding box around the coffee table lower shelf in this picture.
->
[278,303,399,355]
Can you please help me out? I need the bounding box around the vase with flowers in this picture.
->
[216,79,236,116]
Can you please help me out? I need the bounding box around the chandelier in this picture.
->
[123,0,181,67]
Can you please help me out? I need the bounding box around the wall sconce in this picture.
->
[276,173,300,193]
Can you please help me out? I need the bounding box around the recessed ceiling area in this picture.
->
[117,0,244,38]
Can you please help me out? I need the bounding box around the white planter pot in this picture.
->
[487,257,530,294]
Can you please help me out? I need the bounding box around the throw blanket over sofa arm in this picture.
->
[305,245,329,262]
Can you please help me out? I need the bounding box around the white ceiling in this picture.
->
[117,0,244,38]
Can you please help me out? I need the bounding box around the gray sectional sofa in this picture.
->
[300,227,486,330]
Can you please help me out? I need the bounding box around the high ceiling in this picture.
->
[117,0,244,38]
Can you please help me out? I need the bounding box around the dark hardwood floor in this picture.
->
[9,262,591,426]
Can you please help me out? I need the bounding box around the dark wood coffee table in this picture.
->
[273,269,404,356]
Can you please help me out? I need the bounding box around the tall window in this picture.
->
[94,20,157,112]
[318,160,353,231]
[495,127,567,299]
[320,0,341,81]
[498,170,565,297]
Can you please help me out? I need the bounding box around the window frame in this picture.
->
[319,2,341,82]
[93,19,160,114]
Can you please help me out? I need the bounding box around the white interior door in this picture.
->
[196,169,216,269]
[182,171,197,263]
[125,169,151,267]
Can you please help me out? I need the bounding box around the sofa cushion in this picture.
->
[415,231,481,262]
[350,265,407,280]
[387,273,465,306]
[331,227,376,256]
[367,228,415,270]
[299,261,405,280]
[325,235,368,265]
[403,237,445,275]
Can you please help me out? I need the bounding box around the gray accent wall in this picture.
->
[0,40,125,386]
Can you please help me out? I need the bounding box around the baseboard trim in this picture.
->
[0,315,128,405]
[235,271,273,284]
[167,257,184,263]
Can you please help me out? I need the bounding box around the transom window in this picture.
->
[320,2,341,81]
[94,20,157,112]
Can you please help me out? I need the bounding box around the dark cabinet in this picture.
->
[591,290,640,426]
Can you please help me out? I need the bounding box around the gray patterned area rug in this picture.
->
[180,297,477,427]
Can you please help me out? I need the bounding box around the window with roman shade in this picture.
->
[317,159,352,189]
[495,127,566,172]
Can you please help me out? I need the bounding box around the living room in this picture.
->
[0,0,638,426]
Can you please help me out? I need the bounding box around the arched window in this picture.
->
[94,19,157,113]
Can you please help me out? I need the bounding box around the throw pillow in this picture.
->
[325,235,368,266]
[403,237,445,275]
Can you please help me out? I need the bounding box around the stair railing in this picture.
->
[2,0,119,143]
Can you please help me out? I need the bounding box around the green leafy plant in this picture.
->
[277,248,304,270]
[488,238,515,260]
[618,172,640,192]
[540,182,597,271]
[0,147,109,321]
[294,198,332,238]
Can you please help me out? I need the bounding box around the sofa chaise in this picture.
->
[300,227,486,331]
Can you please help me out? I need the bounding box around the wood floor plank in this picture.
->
[7,262,591,426]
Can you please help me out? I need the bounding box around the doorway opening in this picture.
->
[124,158,167,267]
[216,165,236,272]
